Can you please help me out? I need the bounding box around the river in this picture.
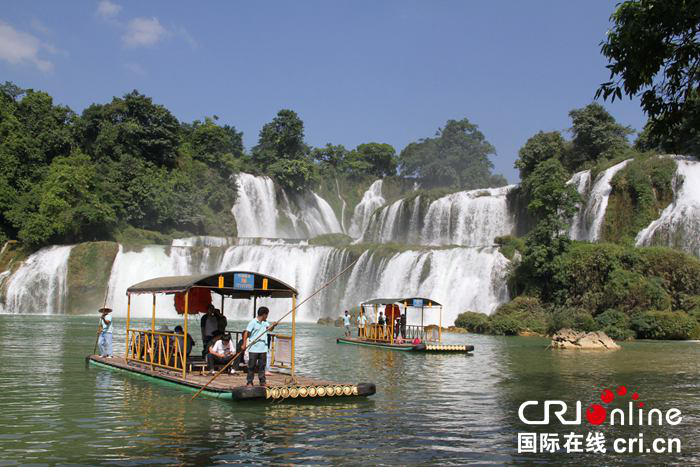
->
[0,315,698,464]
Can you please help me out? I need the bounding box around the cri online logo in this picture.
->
[519,386,682,427]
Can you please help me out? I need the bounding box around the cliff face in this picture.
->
[66,242,119,315]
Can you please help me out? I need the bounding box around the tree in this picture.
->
[311,144,349,173]
[345,143,398,178]
[597,0,700,155]
[75,90,180,167]
[565,103,633,171]
[252,109,317,191]
[516,157,581,298]
[184,116,244,172]
[515,131,569,179]
[399,118,503,189]
[12,152,116,246]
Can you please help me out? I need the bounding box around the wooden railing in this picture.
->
[127,329,187,371]
[360,324,439,343]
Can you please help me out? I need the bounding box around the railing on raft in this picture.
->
[127,329,188,371]
[360,324,439,343]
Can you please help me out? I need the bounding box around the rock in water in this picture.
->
[550,329,621,350]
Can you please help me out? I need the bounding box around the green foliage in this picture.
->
[597,0,700,156]
[602,155,677,243]
[547,308,597,333]
[564,103,633,171]
[398,118,505,189]
[308,233,353,247]
[345,143,398,178]
[631,310,699,340]
[488,314,522,336]
[454,311,490,333]
[636,247,700,309]
[515,131,569,179]
[182,116,244,172]
[491,296,549,335]
[595,309,634,340]
[494,235,525,260]
[66,241,119,314]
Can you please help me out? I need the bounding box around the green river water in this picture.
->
[0,314,698,465]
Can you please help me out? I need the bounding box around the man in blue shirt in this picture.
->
[242,306,276,386]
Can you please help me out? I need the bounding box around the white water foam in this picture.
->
[349,180,385,238]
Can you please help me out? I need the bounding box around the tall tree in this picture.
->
[597,0,700,155]
[252,109,317,191]
[399,118,503,189]
[346,143,398,178]
[565,103,633,171]
[515,131,569,179]
[183,116,244,172]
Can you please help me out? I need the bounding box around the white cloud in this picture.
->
[97,0,122,19]
[124,62,145,74]
[122,17,167,47]
[30,18,50,35]
[0,20,54,72]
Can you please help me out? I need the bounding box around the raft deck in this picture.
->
[337,337,474,353]
[88,355,376,401]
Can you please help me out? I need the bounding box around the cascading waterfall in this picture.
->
[568,169,592,240]
[636,157,700,257]
[232,172,342,238]
[568,160,631,242]
[349,180,385,238]
[99,242,509,324]
[0,245,73,314]
[360,185,516,246]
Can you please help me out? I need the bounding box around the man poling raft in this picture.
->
[337,297,475,353]
[86,263,376,403]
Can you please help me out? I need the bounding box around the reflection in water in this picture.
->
[0,316,697,464]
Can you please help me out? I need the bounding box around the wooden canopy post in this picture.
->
[439,305,443,342]
[151,294,156,366]
[183,291,189,379]
[291,294,296,377]
[126,294,131,358]
[253,296,257,319]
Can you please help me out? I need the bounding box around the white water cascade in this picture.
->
[360,185,517,246]
[636,157,700,257]
[0,245,73,314]
[349,180,385,238]
[232,172,342,238]
[100,241,509,324]
[568,160,630,242]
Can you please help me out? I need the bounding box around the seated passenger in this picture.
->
[174,325,195,357]
[207,332,236,375]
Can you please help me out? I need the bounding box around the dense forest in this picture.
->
[0,82,509,248]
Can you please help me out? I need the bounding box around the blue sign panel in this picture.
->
[233,273,254,290]
[412,298,424,307]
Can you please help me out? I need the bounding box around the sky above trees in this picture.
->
[0,0,646,182]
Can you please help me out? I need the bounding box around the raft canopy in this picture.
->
[360,297,442,307]
[126,271,298,299]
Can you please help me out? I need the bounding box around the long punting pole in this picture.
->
[151,294,156,367]
[291,294,296,377]
[191,255,360,401]
[439,305,443,342]
[183,291,189,379]
[125,294,131,358]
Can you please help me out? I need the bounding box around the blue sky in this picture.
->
[1,1,645,182]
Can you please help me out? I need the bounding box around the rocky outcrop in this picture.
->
[551,328,621,350]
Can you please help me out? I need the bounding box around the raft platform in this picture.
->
[336,337,474,353]
[88,355,376,402]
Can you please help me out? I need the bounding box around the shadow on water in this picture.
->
[0,315,698,464]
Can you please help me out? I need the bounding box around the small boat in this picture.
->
[87,271,376,402]
[337,297,474,353]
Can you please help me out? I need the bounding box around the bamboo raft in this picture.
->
[337,337,474,353]
[88,355,376,401]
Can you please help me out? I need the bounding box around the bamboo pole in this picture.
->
[125,294,131,358]
[191,255,360,401]
[151,294,156,367]
[183,291,189,379]
[291,294,296,377]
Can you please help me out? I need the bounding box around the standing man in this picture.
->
[98,308,113,358]
[400,312,407,339]
[378,311,386,339]
[242,307,276,387]
[342,310,351,337]
[200,305,218,357]
[357,310,367,338]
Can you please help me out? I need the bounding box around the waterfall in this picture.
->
[232,172,342,238]
[360,185,517,246]
[96,242,509,324]
[569,160,631,242]
[636,157,700,257]
[349,180,385,238]
[0,245,73,314]
[568,169,592,240]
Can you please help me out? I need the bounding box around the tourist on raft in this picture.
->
[242,307,276,387]
[357,310,367,337]
[200,305,225,357]
[206,332,236,375]
[343,310,351,337]
[174,325,195,357]
[98,308,113,358]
